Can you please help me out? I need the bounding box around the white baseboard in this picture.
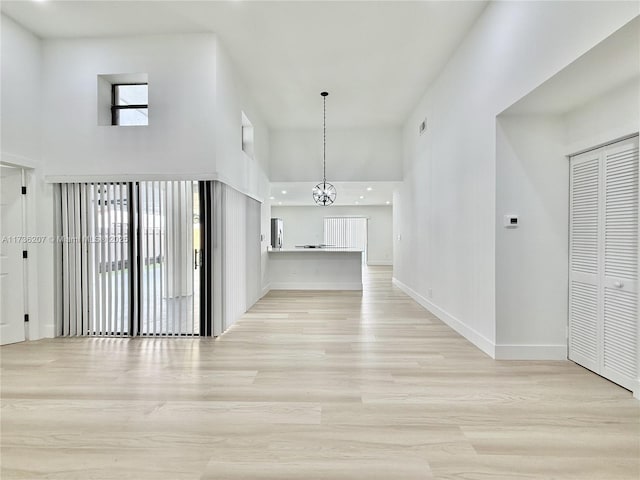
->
[270,282,362,291]
[494,344,568,360]
[261,284,271,298]
[392,277,495,358]
[40,323,55,339]
[367,260,393,266]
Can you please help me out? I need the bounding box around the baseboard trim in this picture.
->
[494,344,568,360]
[41,323,55,339]
[367,261,393,266]
[261,284,271,298]
[270,282,362,291]
[392,277,495,358]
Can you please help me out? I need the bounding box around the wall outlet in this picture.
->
[503,214,519,228]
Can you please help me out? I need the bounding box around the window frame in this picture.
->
[111,83,148,126]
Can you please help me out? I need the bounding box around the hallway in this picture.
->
[1,267,638,479]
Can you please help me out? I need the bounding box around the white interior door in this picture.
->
[568,149,601,373]
[0,165,26,345]
[601,138,639,389]
[569,136,639,392]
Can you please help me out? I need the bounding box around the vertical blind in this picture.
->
[55,180,263,338]
[137,181,198,336]
[323,216,368,260]
[56,183,130,336]
[221,184,262,331]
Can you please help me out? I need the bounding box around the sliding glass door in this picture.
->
[137,181,200,336]
[56,181,206,337]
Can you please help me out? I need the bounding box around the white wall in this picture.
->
[495,114,568,359]
[565,78,640,154]
[1,25,273,339]
[270,205,393,265]
[214,40,270,199]
[39,33,267,199]
[270,127,402,182]
[1,15,41,167]
[394,1,639,356]
[0,15,55,340]
[41,34,217,179]
[38,34,269,198]
[212,41,271,295]
[494,75,639,360]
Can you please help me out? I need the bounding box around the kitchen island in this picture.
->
[268,248,363,290]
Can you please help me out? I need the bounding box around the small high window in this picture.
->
[241,111,254,157]
[112,84,148,126]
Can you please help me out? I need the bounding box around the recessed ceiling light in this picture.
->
[386,201,391,205]
[366,187,372,191]
[269,196,275,200]
[355,201,359,205]
[359,196,364,199]
[278,201,282,205]
[281,190,287,194]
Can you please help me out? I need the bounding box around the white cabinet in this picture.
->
[569,136,639,392]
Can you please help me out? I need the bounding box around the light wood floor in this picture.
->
[1,267,638,479]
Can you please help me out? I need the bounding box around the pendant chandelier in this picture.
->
[312,91,336,206]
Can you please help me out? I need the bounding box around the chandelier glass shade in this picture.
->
[313,91,336,206]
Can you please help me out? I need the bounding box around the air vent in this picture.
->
[419,118,427,135]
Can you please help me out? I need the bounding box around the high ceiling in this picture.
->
[1,0,488,129]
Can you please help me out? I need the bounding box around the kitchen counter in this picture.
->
[268,248,363,290]
[269,247,363,253]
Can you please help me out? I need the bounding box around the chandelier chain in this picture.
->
[323,94,326,184]
[313,91,335,206]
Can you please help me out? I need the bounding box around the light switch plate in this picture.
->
[504,215,519,228]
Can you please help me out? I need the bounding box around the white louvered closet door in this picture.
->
[601,138,638,390]
[569,136,639,393]
[569,149,601,373]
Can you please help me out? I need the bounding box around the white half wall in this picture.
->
[270,205,393,265]
[270,127,402,182]
[395,0,639,356]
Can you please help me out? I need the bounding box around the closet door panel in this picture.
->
[601,137,638,390]
[568,151,602,371]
